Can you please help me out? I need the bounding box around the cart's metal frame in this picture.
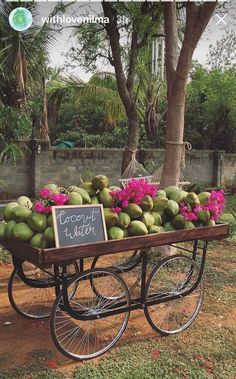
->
[0,223,229,361]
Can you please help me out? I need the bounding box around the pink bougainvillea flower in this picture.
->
[194,354,203,360]
[193,205,202,213]
[152,350,161,358]
[51,193,69,206]
[44,360,58,369]
[33,201,51,214]
[121,200,129,208]
[180,190,225,222]
[39,188,52,199]
[111,179,158,210]
[111,207,122,213]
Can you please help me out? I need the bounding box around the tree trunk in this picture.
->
[160,2,217,188]
[160,77,186,187]
[121,110,140,174]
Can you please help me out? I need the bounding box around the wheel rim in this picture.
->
[8,262,78,319]
[8,264,55,319]
[91,250,141,296]
[51,269,130,360]
[144,255,204,335]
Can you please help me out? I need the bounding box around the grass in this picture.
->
[0,241,236,379]
[0,350,67,379]
[0,195,236,378]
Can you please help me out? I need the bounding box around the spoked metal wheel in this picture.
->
[50,268,130,361]
[91,250,142,297]
[8,261,78,319]
[144,254,204,336]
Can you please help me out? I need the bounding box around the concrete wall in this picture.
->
[0,144,235,199]
[222,153,236,186]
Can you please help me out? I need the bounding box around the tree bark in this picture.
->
[160,2,217,188]
[121,109,140,173]
[103,2,140,174]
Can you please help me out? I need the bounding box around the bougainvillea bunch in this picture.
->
[34,188,69,214]
[180,190,225,222]
[111,179,158,213]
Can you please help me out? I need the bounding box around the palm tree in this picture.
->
[0,1,63,160]
[48,71,126,131]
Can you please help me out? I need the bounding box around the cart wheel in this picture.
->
[144,254,204,336]
[8,261,78,319]
[50,268,130,361]
[91,250,142,296]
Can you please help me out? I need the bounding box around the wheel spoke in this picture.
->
[145,255,204,335]
[51,269,130,360]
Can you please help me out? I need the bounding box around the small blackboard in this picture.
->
[52,205,107,248]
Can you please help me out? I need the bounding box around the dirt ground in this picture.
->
[0,243,236,377]
[0,259,162,375]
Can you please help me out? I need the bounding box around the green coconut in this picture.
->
[128,221,148,236]
[156,190,166,198]
[79,182,97,196]
[124,203,143,219]
[170,190,188,204]
[99,188,115,208]
[151,212,162,226]
[43,183,59,194]
[140,211,155,228]
[4,220,17,238]
[17,196,33,209]
[68,186,91,204]
[3,202,19,221]
[196,210,210,223]
[163,222,175,232]
[198,192,211,205]
[12,223,34,242]
[123,229,129,238]
[205,219,215,227]
[140,195,153,211]
[103,208,119,228]
[184,221,195,230]
[117,212,131,229]
[152,197,168,213]
[92,175,109,191]
[108,226,124,240]
[164,186,180,199]
[27,212,47,232]
[184,192,200,207]
[44,227,55,247]
[148,225,162,234]
[0,221,6,238]
[47,214,54,227]
[12,206,32,223]
[91,196,100,204]
[68,192,83,205]
[165,200,179,218]
[30,233,48,249]
[172,214,187,230]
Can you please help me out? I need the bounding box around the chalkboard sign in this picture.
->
[51,205,107,248]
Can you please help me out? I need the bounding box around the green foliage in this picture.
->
[185,66,236,152]
[59,124,129,149]
[221,195,236,240]
[0,105,31,162]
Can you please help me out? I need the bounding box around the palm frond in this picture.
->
[48,73,126,127]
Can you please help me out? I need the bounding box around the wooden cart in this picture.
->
[0,223,229,361]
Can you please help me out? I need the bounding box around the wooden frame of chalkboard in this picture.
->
[51,205,108,248]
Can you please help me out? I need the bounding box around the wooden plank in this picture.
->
[0,224,229,266]
[0,239,42,265]
[41,224,229,264]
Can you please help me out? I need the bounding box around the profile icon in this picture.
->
[9,7,33,32]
